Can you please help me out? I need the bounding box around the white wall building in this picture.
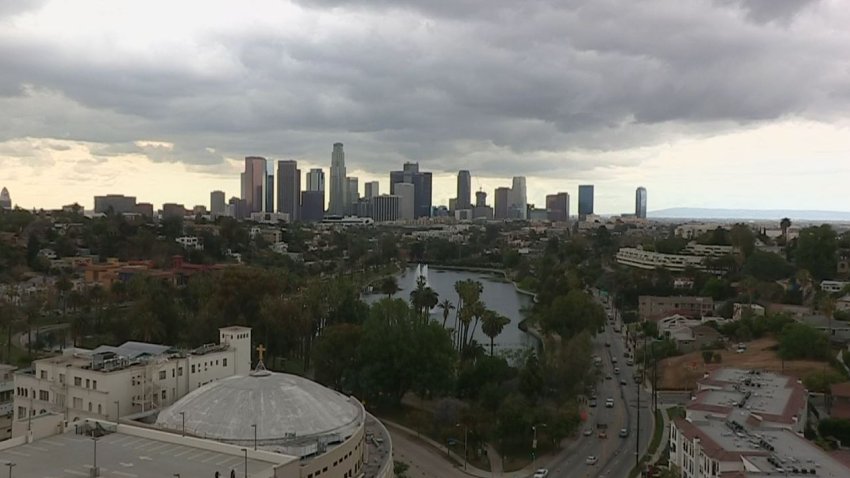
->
[12,326,251,438]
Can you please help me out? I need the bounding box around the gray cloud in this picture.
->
[0,0,847,179]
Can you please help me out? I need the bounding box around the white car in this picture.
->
[586,456,599,465]
[533,469,550,478]
[583,428,593,436]
[605,398,614,408]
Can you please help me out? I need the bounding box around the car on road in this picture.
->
[619,428,629,438]
[589,399,597,408]
[626,358,634,366]
[611,357,618,364]
[605,398,614,408]
[583,428,593,436]
[605,374,612,380]
[598,430,607,439]
[614,367,620,375]
[605,342,611,347]
[533,469,549,478]
[586,455,599,465]
[620,379,628,386]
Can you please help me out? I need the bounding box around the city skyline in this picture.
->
[1,1,849,214]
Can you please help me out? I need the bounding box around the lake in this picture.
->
[365,265,537,355]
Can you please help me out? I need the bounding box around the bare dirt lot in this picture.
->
[657,337,826,390]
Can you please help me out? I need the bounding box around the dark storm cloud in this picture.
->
[0,0,847,177]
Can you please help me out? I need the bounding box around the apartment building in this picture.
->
[0,365,15,440]
[12,326,251,438]
[666,368,849,478]
[639,296,715,321]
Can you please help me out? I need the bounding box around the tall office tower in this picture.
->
[475,190,487,207]
[241,156,267,214]
[390,162,432,218]
[300,191,324,222]
[494,187,510,219]
[635,186,648,219]
[328,143,347,216]
[94,194,137,214]
[509,176,527,219]
[545,192,570,222]
[210,190,226,215]
[578,185,595,220]
[277,160,301,221]
[371,195,400,222]
[395,183,415,221]
[228,197,248,220]
[456,170,471,209]
[364,181,379,199]
[265,174,275,213]
[345,177,359,215]
[306,168,325,192]
[0,187,10,209]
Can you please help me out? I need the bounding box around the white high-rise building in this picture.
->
[395,182,415,221]
[510,176,527,220]
[0,187,11,209]
[364,181,379,198]
[328,143,346,216]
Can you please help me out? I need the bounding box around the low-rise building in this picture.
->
[0,364,16,440]
[798,315,850,344]
[12,326,251,438]
[732,303,765,321]
[821,280,850,293]
[639,296,715,321]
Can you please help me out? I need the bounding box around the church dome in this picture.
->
[155,372,362,453]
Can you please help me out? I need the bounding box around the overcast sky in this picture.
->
[1,0,849,214]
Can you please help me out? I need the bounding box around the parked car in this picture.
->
[619,428,629,438]
[589,399,597,408]
[620,379,628,386]
[598,430,607,439]
[583,428,593,436]
[586,456,599,465]
[614,367,621,375]
[611,357,618,364]
[533,469,549,478]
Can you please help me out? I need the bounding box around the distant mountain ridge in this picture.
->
[648,207,850,222]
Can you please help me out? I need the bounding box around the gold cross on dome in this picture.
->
[256,344,266,362]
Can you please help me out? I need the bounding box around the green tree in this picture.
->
[742,251,794,282]
[437,299,455,328]
[538,290,605,339]
[313,323,362,391]
[778,322,829,361]
[380,276,401,298]
[795,225,838,280]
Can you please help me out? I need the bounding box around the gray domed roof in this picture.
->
[155,372,362,445]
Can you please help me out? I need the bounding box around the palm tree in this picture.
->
[22,292,45,359]
[438,299,455,328]
[380,276,400,298]
[481,310,510,356]
[780,217,791,242]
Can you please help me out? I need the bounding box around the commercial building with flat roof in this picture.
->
[639,295,715,321]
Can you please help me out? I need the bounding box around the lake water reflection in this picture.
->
[366,266,536,355]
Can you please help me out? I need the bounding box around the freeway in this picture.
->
[544,295,653,478]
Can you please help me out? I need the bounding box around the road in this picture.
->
[545,293,653,478]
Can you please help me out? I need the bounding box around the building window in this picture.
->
[40,370,47,379]
[73,397,82,409]
[59,373,65,384]
[223,358,228,367]
[191,364,195,374]
[161,390,167,400]
[17,407,26,419]
[92,380,97,390]
[88,402,92,412]
[97,404,102,414]
[159,370,166,380]
[85,379,90,389]
[39,390,49,401]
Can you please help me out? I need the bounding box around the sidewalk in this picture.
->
[383,418,563,478]
[647,405,673,465]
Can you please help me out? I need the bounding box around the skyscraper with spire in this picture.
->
[328,143,346,216]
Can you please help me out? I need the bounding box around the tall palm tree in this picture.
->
[438,299,455,328]
[481,310,510,356]
[780,217,791,242]
[23,292,45,359]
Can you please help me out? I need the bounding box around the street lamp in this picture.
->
[91,436,99,477]
[179,411,186,437]
[532,423,547,467]
[241,448,248,478]
[455,424,468,470]
[113,400,119,426]
[252,424,257,451]
[5,462,14,478]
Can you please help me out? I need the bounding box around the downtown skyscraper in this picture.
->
[578,184,594,220]
[635,186,648,219]
[509,176,527,219]
[302,168,325,222]
[390,162,432,218]
[328,143,346,216]
[456,170,471,210]
[241,156,267,214]
[277,160,301,221]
